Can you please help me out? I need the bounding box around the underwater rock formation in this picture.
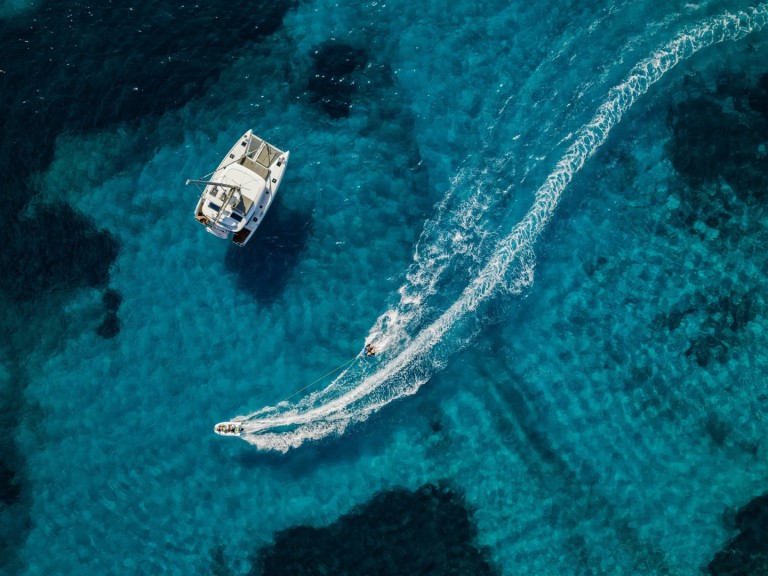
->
[662,72,768,371]
[251,483,496,576]
[0,204,119,304]
[102,288,123,312]
[707,492,768,576]
[96,289,123,339]
[96,312,120,340]
[667,72,768,202]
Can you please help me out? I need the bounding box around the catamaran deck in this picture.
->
[239,135,283,180]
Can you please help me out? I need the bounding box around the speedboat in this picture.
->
[214,422,245,436]
[189,130,289,247]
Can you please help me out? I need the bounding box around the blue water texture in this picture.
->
[2,0,768,574]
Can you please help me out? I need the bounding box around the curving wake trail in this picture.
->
[232,6,768,452]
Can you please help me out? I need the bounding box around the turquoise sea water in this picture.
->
[2,0,768,574]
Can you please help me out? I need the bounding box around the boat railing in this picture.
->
[207,185,241,229]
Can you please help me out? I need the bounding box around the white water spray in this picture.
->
[232,6,768,452]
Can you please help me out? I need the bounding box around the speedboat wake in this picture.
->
[224,5,768,452]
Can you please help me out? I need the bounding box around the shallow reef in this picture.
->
[247,483,496,576]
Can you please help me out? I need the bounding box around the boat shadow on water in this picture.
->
[223,197,313,304]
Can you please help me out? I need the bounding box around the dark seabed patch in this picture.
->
[0,204,119,304]
[707,492,768,576]
[224,202,314,304]
[0,370,24,509]
[0,1,298,164]
[683,289,762,368]
[102,288,123,312]
[667,71,768,202]
[0,0,300,321]
[0,363,33,574]
[662,70,768,370]
[96,288,123,339]
[307,41,369,118]
[664,70,768,288]
[653,287,764,369]
[248,483,496,576]
[96,312,121,340]
[747,72,768,120]
[209,544,229,576]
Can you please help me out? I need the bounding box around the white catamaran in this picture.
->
[189,130,289,247]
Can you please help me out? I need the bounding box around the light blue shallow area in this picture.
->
[9,0,768,574]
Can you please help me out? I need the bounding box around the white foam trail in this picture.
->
[364,103,527,357]
[236,6,768,452]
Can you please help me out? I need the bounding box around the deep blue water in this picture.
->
[2,0,768,574]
